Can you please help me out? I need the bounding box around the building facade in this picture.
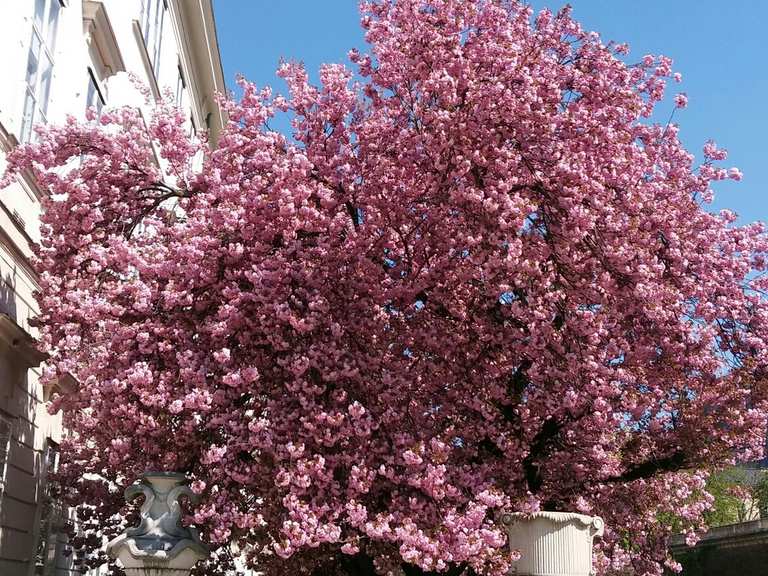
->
[0,1,225,574]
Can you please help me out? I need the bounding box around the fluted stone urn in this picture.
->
[501,511,604,576]
[106,472,208,576]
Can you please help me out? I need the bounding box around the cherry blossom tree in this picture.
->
[4,1,768,575]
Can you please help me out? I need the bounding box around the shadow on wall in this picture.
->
[0,448,44,568]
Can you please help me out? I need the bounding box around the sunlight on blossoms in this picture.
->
[2,1,767,575]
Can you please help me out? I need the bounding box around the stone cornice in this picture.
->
[83,0,126,77]
[0,313,47,367]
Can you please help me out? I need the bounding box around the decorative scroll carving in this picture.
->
[106,472,208,575]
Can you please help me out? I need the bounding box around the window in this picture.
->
[20,0,62,142]
[85,67,105,116]
[34,439,61,576]
[0,415,13,500]
[140,0,165,79]
[175,63,186,108]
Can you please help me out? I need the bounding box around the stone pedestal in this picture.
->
[501,511,604,576]
[106,472,208,576]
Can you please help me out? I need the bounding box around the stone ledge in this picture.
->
[670,519,768,552]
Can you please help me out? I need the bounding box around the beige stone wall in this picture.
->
[0,1,224,574]
[0,351,59,575]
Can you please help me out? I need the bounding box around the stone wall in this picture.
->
[670,519,768,575]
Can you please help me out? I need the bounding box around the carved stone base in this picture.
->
[106,472,208,576]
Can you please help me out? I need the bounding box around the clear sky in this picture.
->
[213,1,767,225]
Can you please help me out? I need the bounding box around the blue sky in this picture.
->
[213,1,767,225]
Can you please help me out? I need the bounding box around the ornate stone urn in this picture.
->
[106,472,208,576]
[501,511,604,576]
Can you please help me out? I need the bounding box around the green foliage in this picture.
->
[753,473,768,517]
[656,510,685,534]
[704,467,767,527]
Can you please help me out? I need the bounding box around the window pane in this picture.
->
[86,76,96,109]
[86,73,104,116]
[20,90,37,142]
[38,53,53,116]
[34,439,61,576]
[154,5,164,78]
[46,0,60,51]
[0,417,11,470]
[176,74,184,107]
[45,441,59,474]
[0,417,12,496]
[26,32,41,87]
[154,0,162,30]
[34,0,46,33]
[142,0,153,44]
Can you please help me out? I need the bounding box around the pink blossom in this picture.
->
[703,140,728,160]
[213,348,231,364]
[348,401,366,419]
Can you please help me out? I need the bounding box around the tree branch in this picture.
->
[523,416,564,494]
[603,449,689,484]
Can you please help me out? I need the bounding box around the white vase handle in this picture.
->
[590,516,605,538]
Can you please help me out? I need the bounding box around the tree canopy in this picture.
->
[4,1,768,575]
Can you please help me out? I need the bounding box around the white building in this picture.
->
[0,1,225,574]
